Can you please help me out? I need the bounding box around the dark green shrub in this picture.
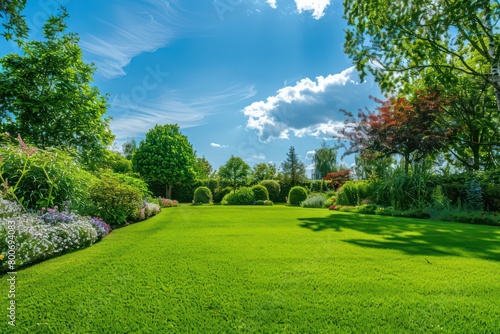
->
[288,186,308,205]
[451,212,499,226]
[194,186,212,204]
[214,186,233,203]
[223,187,255,205]
[251,185,269,201]
[337,180,374,206]
[260,180,280,202]
[101,172,151,198]
[399,209,431,219]
[88,175,143,225]
[255,200,274,206]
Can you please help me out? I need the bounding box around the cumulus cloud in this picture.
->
[266,0,278,9]
[211,143,229,148]
[294,0,330,19]
[243,67,378,142]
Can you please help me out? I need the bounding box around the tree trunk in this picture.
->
[485,4,500,114]
[165,184,172,199]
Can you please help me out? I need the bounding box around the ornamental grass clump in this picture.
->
[301,194,327,208]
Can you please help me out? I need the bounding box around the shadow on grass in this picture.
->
[298,213,500,261]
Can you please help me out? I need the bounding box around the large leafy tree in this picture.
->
[312,141,338,180]
[281,146,307,186]
[132,124,197,199]
[219,155,251,191]
[0,0,27,43]
[344,0,500,112]
[340,91,456,174]
[251,162,277,183]
[0,9,114,169]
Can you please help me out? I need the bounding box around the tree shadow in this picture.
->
[298,213,500,261]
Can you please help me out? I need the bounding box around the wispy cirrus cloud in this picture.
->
[266,0,278,9]
[80,0,190,78]
[111,84,256,139]
[243,67,378,142]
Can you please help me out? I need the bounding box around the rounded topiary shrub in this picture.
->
[251,185,269,201]
[288,186,308,205]
[194,186,212,204]
[224,188,255,205]
[260,180,280,202]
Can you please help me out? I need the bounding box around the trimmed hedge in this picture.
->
[194,186,212,204]
[251,185,269,201]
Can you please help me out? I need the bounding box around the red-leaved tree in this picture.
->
[322,170,351,190]
[340,90,456,174]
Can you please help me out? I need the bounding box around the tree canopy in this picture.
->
[0,0,27,43]
[343,0,500,112]
[132,124,197,198]
[312,141,337,180]
[219,156,251,191]
[0,9,114,169]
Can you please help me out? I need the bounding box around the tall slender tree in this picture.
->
[281,146,307,186]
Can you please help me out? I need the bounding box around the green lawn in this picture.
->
[2,206,500,333]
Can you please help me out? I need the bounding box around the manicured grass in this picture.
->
[2,206,500,333]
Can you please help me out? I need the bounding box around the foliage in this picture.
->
[336,180,374,207]
[251,162,277,183]
[132,124,197,199]
[0,9,114,170]
[221,187,255,205]
[194,156,213,179]
[194,186,212,204]
[87,174,143,225]
[0,133,97,211]
[0,0,27,43]
[322,169,351,190]
[450,211,499,227]
[259,180,281,202]
[157,198,179,207]
[288,186,308,205]
[301,195,327,208]
[218,155,251,191]
[465,179,484,211]
[340,92,455,174]
[281,146,307,186]
[0,199,103,273]
[213,186,233,203]
[343,0,500,113]
[122,138,137,160]
[312,141,338,180]
[251,185,269,201]
[255,200,274,206]
[133,202,161,222]
[374,161,435,210]
[101,172,151,198]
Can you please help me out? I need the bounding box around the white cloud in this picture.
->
[251,153,266,160]
[80,1,189,78]
[111,84,256,139]
[211,143,229,148]
[306,150,316,160]
[266,0,278,9]
[243,67,378,142]
[294,0,331,19]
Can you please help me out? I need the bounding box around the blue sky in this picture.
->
[1,0,382,175]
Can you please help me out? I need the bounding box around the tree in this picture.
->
[132,124,197,199]
[251,163,277,183]
[122,139,137,160]
[312,141,338,180]
[0,0,27,43]
[194,156,213,179]
[281,146,307,186]
[343,0,500,112]
[340,91,456,174]
[323,170,351,190]
[219,156,251,192]
[0,9,114,169]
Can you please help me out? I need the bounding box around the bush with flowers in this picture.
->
[0,199,111,273]
[159,198,179,207]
